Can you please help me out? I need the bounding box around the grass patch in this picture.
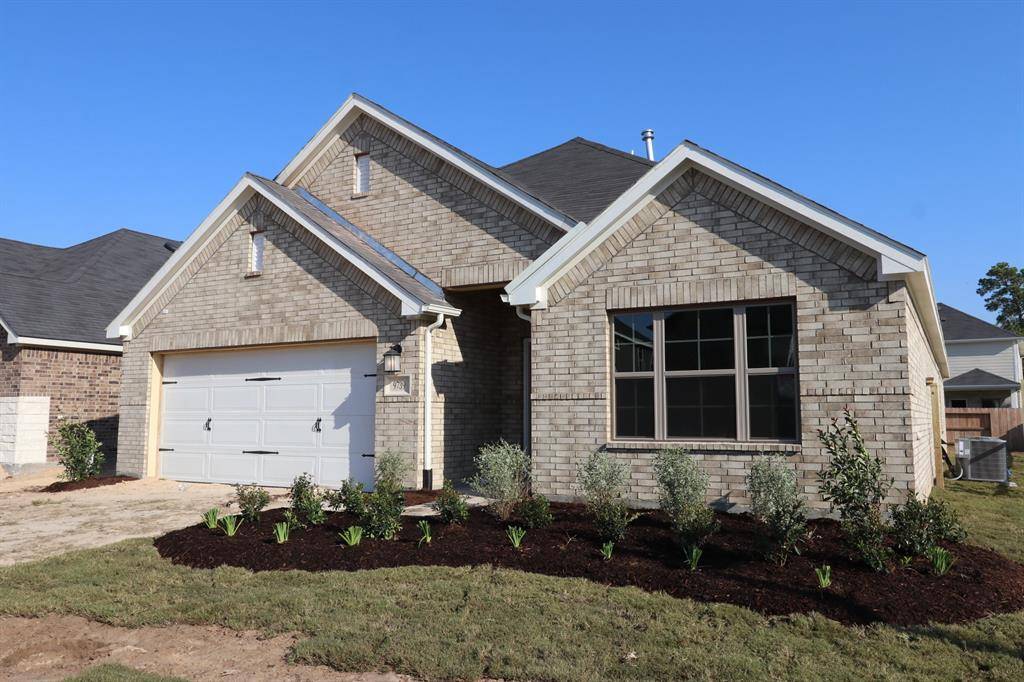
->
[66,663,187,682]
[0,474,1021,680]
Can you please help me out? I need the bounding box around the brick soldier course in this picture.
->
[106,94,948,509]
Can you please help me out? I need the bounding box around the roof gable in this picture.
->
[107,176,458,340]
[275,94,579,233]
[945,367,1020,389]
[938,303,1019,341]
[500,138,653,222]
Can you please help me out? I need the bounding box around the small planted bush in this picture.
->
[746,455,807,564]
[507,525,526,550]
[468,440,531,520]
[600,541,614,561]
[234,484,270,523]
[815,564,832,589]
[516,494,553,529]
[417,519,432,546]
[273,521,290,544]
[434,479,469,524]
[578,451,638,543]
[927,546,956,576]
[50,419,104,481]
[891,494,967,559]
[201,508,219,530]
[289,473,326,526]
[332,480,367,517]
[218,514,243,537]
[339,525,363,547]
[282,509,303,531]
[653,448,719,550]
[362,450,407,540]
[817,410,892,571]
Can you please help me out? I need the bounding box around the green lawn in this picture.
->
[0,480,1021,681]
[65,664,186,682]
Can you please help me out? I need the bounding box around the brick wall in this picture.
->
[117,194,427,485]
[0,330,22,396]
[297,115,561,287]
[530,169,925,511]
[906,293,944,497]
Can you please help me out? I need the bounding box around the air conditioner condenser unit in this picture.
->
[955,437,1009,484]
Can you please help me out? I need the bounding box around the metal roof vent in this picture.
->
[641,129,655,161]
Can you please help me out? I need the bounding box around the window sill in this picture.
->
[604,440,802,454]
[244,271,262,279]
[350,192,369,200]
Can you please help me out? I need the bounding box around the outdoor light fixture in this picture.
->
[383,344,402,373]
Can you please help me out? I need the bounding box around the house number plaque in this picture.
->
[383,374,411,397]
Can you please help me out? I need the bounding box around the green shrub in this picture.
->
[817,410,892,571]
[201,508,219,530]
[417,519,432,546]
[578,451,638,543]
[361,451,407,540]
[289,474,326,525]
[272,521,290,544]
[815,564,832,589]
[339,526,363,547]
[218,514,243,537]
[507,525,526,549]
[891,493,968,559]
[653,448,719,549]
[467,440,531,520]
[927,545,956,575]
[434,479,469,524]
[282,509,303,531]
[326,480,367,517]
[375,449,409,489]
[746,455,807,564]
[49,419,104,481]
[234,484,270,523]
[516,494,553,528]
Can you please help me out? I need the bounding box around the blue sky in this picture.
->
[1,0,1021,321]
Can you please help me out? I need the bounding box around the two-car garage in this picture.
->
[157,343,377,488]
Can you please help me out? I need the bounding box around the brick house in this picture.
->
[107,94,949,509]
[0,230,176,470]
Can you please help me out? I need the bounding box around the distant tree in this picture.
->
[976,262,1024,336]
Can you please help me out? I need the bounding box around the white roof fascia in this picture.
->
[275,94,577,232]
[107,177,451,340]
[945,384,1020,391]
[13,336,122,353]
[946,337,1023,344]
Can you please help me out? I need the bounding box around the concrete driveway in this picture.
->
[0,469,288,566]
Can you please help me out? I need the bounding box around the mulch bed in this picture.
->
[153,503,1024,626]
[41,475,136,493]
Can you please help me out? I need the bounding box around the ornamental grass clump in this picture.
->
[201,508,219,531]
[818,410,892,572]
[578,451,638,543]
[434,479,469,524]
[49,419,104,481]
[218,514,243,537]
[468,440,531,520]
[653,448,719,552]
[746,455,808,564]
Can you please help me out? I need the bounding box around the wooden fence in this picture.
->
[945,407,1024,451]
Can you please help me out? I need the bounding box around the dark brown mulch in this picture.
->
[153,503,1024,626]
[403,489,440,506]
[41,475,136,493]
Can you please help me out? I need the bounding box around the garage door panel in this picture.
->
[265,383,319,412]
[264,418,318,448]
[323,379,376,415]
[160,451,207,481]
[319,456,350,487]
[209,453,259,484]
[208,418,261,447]
[163,387,209,412]
[261,454,318,487]
[322,414,375,450]
[162,418,208,446]
[211,385,260,412]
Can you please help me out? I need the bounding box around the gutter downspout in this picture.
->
[422,312,445,490]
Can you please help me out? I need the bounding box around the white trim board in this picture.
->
[107,176,459,341]
[504,139,948,376]
[274,93,579,233]
[0,313,121,353]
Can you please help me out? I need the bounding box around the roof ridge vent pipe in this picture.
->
[641,129,655,161]
[422,312,445,490]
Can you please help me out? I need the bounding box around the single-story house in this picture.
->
[107,94,948,509]
[938,303,1022,408]
[0,229,177,469]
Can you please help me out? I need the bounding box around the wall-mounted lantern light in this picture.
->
[383,344,402,374]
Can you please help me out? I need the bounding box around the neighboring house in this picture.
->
[107,94,948,509]
[0,229,177,469]
[938,303,1022,408]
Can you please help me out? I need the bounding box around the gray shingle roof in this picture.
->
[245,174,450,309]
[0,229,178,347]
[944,368,1020,389]
[500,138,654,223]
[938,303,1018,341]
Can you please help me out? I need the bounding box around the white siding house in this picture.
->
[939,303,1022,408]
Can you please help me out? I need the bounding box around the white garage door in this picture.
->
[158,343,377,488]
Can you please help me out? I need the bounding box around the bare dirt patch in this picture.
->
[156,504,1024,626]
[0,615,411,681]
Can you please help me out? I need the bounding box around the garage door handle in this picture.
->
[313,417,322,433]
[204,418,212,431]
[242,450,279,455]
[361,453,375,458]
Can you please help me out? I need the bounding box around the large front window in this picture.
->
[612,302,798,442]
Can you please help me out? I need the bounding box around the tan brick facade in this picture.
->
[529,169,942,510]
[1,330,121,461]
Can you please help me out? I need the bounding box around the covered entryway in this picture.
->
[158,342,376,487]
